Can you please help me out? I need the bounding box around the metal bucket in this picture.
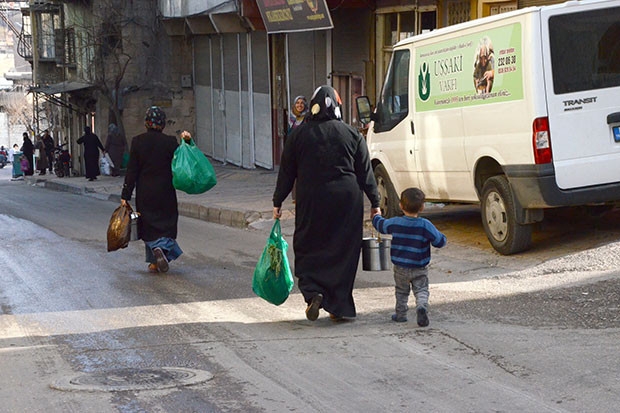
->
[362,237,392,271]
[129,212,140,241]
[379,238,392,270]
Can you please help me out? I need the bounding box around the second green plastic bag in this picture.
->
[172,138,217,194]
[252,219,294,306]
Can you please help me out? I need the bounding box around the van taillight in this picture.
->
[533,117,552,164]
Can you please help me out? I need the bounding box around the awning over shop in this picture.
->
[29,81,93,113]
[30,81,92,95]
[159,0,237,18]
[160,0,248,35]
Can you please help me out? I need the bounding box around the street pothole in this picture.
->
[51,367,213,392]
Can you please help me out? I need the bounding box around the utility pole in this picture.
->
[29,0,39,134]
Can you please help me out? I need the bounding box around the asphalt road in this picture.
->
[1,166,620,412]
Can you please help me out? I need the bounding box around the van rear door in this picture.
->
[541,1,620,190]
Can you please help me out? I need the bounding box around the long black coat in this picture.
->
[273,119,380,318]
[121,130,179,242]
[20,137,34,175]
[77,132,104,178]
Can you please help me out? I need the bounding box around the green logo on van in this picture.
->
[418,62,431,102]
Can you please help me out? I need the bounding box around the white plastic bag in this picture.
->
[100,155,111,175]
[104,152,114,168]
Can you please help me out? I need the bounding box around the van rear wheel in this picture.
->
[374,164,401,218]
[481,175,532,255]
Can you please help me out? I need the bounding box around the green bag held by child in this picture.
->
[252,219,294,305]
[172,138,217,194]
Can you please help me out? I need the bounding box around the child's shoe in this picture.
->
[391,314,407,322]
[416,306,429,327]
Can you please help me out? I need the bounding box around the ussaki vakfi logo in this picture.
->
[418,62,431,102]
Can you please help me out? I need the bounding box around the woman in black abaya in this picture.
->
[20,132,34,176]
[273,85,381,321]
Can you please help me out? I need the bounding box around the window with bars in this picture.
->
[446,0,471,26]
[64,28,75,66]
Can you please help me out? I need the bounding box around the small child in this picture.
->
[372,187,447,326]
[20,156,29,173]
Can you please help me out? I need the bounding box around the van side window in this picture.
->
[375,50,410,133]
[549,6,620,94]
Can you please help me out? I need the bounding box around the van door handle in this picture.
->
[411,121,415,134]
[607,112,620,124]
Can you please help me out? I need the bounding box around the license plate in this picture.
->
[614,126,620,142]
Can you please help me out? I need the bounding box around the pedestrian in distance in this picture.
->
[19,155,29,175]
[372,187,447,326]
[43,131,54,172]
[104,123,126,177]
[34,134,48,175]
[120,106,188,274]
[77,126,105,181]
[10,143,19,163]
[288,95,308,134]
[7,144,14,164]
[285,95,308,203]
[273,85,381,322]
[20,132,34,176]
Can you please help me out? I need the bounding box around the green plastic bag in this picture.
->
[172,138,217,194]
[252,219,294,305]
[121,152,130,169]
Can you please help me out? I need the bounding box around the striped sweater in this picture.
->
[372,214,447,268]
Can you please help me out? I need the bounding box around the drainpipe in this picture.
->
[247,32,255,168]
[220,36,227,165]
[285,33,290,124]
[237,33,242,167]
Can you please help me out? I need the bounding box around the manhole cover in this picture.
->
[51,367,213,392]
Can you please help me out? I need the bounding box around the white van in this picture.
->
[357,0,620,255]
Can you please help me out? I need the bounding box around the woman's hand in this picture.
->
[273,207,282,220]
[180,130,192,142]
[121,199,128,207]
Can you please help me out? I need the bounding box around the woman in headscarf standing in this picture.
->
[120,106,184,273]
[288,95,308,134]
[273,85,381,321]
[286,95,308,203]
[20,132,34,176]
[104,123,127,176]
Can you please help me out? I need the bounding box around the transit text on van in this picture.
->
[563,97,597,107]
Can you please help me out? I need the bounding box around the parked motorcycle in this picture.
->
[53,144,72,177]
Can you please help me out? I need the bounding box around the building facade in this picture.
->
[19,0,565,174]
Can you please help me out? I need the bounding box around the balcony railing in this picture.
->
[17,33,32,59]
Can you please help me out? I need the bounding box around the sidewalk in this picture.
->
[22,162,297,230]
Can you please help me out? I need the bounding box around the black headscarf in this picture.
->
[307,85,343,122]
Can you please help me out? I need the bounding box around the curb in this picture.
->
[31,177,278,229]
[177,201,266,228]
